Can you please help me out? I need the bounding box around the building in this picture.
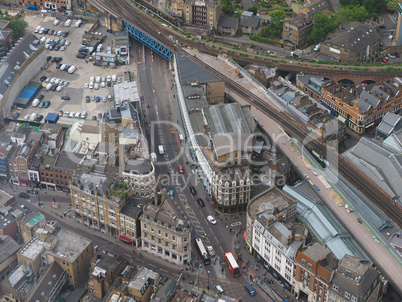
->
[307,114,346,142]
[182,0,222,28]
[89,247,127,298]
[18,222,93,288]
[321,22,380,62]
[246,187,297,250]
[211,166,252,213]
[252,214,304,288]
[119,199,148,247]
[0,29,13,59]
[239,11,261,34]
[343,136,402,204]
[0,206,18,239]
[282,14,313,48]
[396,2,402,46]
[20,0,71,10]
[25,261,66,302]
[140,191,192,265]
[17,212,46,244]
[127,267,160,302]
[299,0,340,19]
[329,254,382,302]
[8,128,44,187]
[320,80,402,133]
[114,31,129,56]
[70,171,124,236]
[375,112,402,140]
[217,15,239,36]
[0,134,14,179]
[0,34,46,122]
[293,243,339,302]
[296,74,331,101]
[0,235,20,282]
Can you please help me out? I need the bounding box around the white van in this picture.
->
[112,74,117,82]
[96,44,103,52]
[158,145,164,155]
[313,43,321,52]
[30,113,38,121]
[46,83,53,91]
[94,83,99,90]
[65,19,72,27]
[60,64,67,71]
[68,66,77,74]
[151,152,157,162]
[32,99,40,107]
[95,76,101,83]
[75,112,81,119]
[89,76,95,84]
[53,19,60,26]
[81,110,87,119]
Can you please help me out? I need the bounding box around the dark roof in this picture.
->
[120,202,143,219]
[287,13,313,28]
[72,172,114,197]
[304,0,329,16]
[124,159,154,175]
[239,15,260,28]
[26,261,65,302]
[0,235,20,263]
[0,213,15,230]
[6,34,38,68]
[217,15,239,29]
[175,53,221,84]
[324,22,380,54]
[54,152,85,170]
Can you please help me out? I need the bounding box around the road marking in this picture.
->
[148,263,156,268]
[160,269,168,273]
[231,221,241,227]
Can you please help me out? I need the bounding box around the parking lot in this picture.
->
[12,14,136,123]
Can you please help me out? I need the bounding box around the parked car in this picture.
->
[40,76,47,82]
[35,114,44,122]
[86,96,90,103]
[76,53,86,59]
[178,165,184,174]
[38,95,44,100]
[56,86,64,92]
[61,96,70,100]
[91,95,95,101]
[380,58,389,63]
[92,116,97,120]
[96,96,100,102]
[44,101,50,108]
[102,96,107,102]
[24,115,30,121]
[38,101,45,108]
[214,285,224,295]
[98,113,102,120]
[46,55,52,62]
[13,112,20,119]
[59,110,63,116]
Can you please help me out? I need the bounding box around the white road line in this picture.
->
[148,264,156,268]
[124,253,132,258]
[160,269,168,273]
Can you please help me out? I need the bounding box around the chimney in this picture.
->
[286,234,293,246]
[373,89,377,96]
[387,88,392,95]
[155,191,162,206]
[266,215,275,227]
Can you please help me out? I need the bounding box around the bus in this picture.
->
[194,238,210,265]
[224,252,240,277]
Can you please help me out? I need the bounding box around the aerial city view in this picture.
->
[0,0,401,301]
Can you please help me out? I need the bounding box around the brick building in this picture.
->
[20,0,71,11]
[321,80,402,133]
[182,0,221,28]
[282,14,313,48]
[293,243,338,302]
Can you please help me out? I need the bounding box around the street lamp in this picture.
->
[207,271,210,290]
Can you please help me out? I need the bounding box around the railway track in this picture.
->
[92,0,402,227]
[177,51,402,228]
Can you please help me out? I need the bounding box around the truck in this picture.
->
[96,44,103,52]
[75,20,83,28]
[290,52,300,58]
[151,152,157,162]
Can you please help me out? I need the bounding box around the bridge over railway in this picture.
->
[89,0,401,83]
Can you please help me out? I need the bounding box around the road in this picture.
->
[134,41,276,301]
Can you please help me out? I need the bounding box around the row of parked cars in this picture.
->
[24,113,44,122]
[61,110,87,119]
[41,36,71,51]
[55,63,77,73]
[34,25,70,38]
[85,75,121,89]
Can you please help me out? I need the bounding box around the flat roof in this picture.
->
[175,53,221,84]
[27,214,44,226]
[114,82,140,105]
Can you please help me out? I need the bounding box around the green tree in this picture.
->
[386,0,399,12]
[10,18,28,39]
[308,12,337,43]
[247,6,258,15]
[269,9,286,24]
[119,192,127,200]
[234,10,243,18]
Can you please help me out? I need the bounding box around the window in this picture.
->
[143,223,147,229]
[151,244,156,251]
[332,284,339,292]
[165,242,169,247]
[301,259,306,265]
[172,236,176,241]
[165,232,168,238]
[307,263,312,270]
[172,244,176,250]
[144,232,148,238]
[158,239,161,244]
[144,241,149,248]
[151,235,155,241]
[344,292,351,299]
[158,230,161,235]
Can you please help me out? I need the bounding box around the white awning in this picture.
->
[337,115,346,123]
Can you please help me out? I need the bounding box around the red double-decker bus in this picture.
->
[224,252,240,277]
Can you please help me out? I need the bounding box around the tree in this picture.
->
[308,12,337,43]
[262,10,286,37]
[234,10,243,18]
[386,0,399,12]
[10,18,28,39]
[247,6,258,15]
[269,9,286,24]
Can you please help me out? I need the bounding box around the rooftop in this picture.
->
[324,22,380,54]
[128,267,159,290]
[176,53,221,84]
[239,13,260,29]
[0,235,20,263]
[114,82,140,105]
[20,212,45,227]
[0,211,15,230]
[217,15,239,29]
[248,187,297,220]
[72,172,114,197]
[124,159,154,175]
[26,261,65,302]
